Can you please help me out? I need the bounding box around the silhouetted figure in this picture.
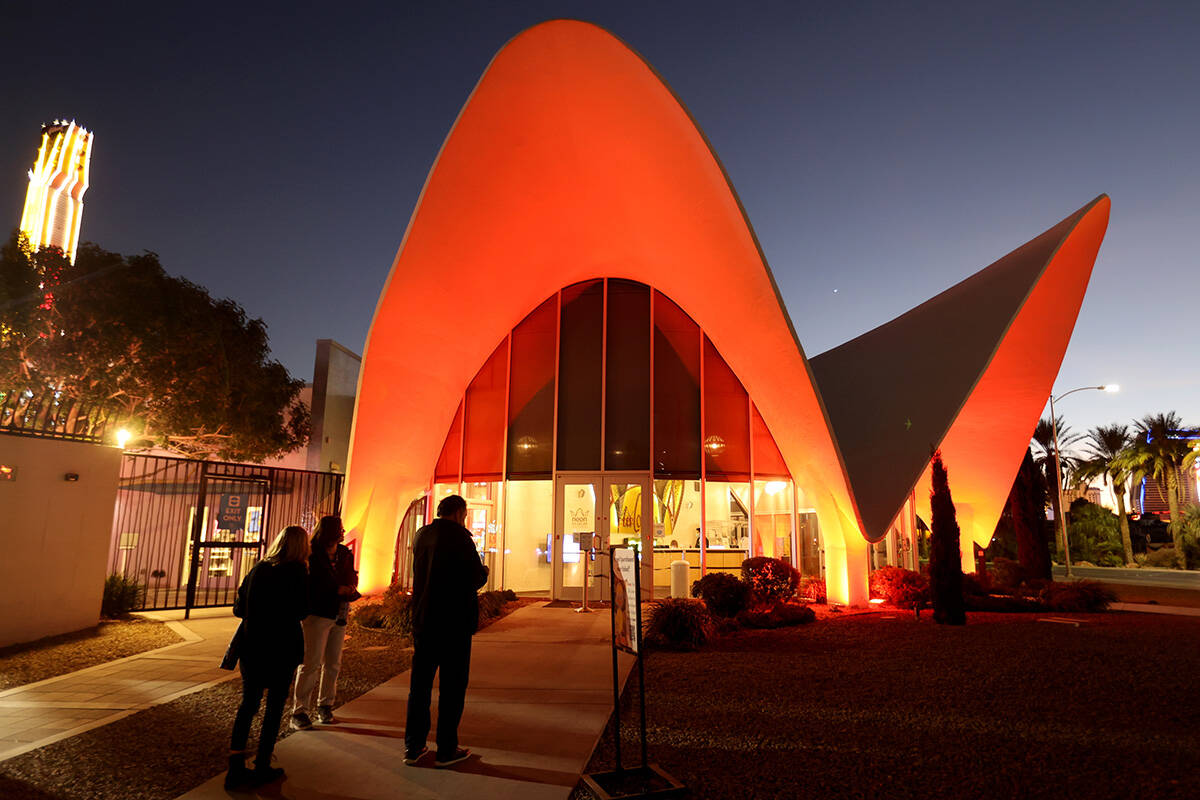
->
[226,526,309,790]
[291,515,359,729]
[404,495,489,768]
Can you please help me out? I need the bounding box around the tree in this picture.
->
[1031,416,1082,562]
[929,449,966,625]
[1007,448,1052,580]
[0,233,309,461]
[1118,413,1200,569]
[1075,424,1136,566]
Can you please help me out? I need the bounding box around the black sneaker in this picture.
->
[316,705,337,724]
[223,761,254,790]
[290,711,313,731]
[434,747,471,768]
[251,764,286,785]
[403,745,428,765]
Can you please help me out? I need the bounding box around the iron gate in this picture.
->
[108,454,343,613]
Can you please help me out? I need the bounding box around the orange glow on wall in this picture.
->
[912,198,1111,566]
[342,20,861,600]
[343,20,1109,605]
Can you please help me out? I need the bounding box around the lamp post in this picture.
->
[1049,384,1119,578]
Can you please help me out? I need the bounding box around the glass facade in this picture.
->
[557,281,603,471]
[427,280,815,596]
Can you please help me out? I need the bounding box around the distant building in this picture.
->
[19,120,93,263]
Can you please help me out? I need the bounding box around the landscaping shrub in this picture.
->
[960,571,993,597]
[1039,580,1117,612]
[691,572,751,617]
[101,574,144,618]
[351,583,413,634]
[741,557,799,604]
[990,557,1027,592]
[797,575,827,604]
[870,566,931,606]
[477,588,517,623]
[929,450,966,625]
[1141,547,1180,569]
[963,593,1043,612]
[737,602,816,629]
[644,598,714,650]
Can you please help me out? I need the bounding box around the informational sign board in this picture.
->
[611,546,640,654]
[216,493,249,531]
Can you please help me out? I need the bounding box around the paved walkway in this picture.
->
[0,608,238,761]
[180,603,634,800]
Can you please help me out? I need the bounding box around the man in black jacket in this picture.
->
[404,494,489,768]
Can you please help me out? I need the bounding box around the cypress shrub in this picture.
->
[929,450,967,625]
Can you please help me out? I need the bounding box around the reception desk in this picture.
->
[652,547,747,587]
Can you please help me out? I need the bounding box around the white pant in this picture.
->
[292,616,346,713]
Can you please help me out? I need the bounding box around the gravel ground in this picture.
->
[0,598,532,800]
[0,619,182,691]
[0,624,412,800]
[573,611,1200,800]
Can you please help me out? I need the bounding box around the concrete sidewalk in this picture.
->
[0,608,239,761]
[180,603,633,800]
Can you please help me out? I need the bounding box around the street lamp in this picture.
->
[1049,384,1119,578]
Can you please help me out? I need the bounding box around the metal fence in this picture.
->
[0,387,115,443]
[108,454,343,612]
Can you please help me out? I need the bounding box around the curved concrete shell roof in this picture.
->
[342,19,1110,601]
[343,19,861,595]
[811,196,1111,544]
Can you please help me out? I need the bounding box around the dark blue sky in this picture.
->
[4,0,1197,436]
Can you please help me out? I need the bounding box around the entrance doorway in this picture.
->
[553,473,652,602]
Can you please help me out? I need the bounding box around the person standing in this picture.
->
[404,494,489,768]
[225,525,309,790]
[291,515,359,729]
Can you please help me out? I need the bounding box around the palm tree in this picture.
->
[1031,416,1083,557]
[1075,424,1135,566]
[1119,412,1200,569]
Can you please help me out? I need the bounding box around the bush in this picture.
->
[101,574,144,618]
[351,582,413,634]
[691,573,751,617]
[478,588,517,623]
[963,593,1043,612]
[644,598,713,650]
[961,571,993,597]
[797,575,826,604]
[737,602,816,629]
[741,557,799,604]
[1039,580,1117,612]
[870,566,930,609]
[990,557,1027,591]
[1141,547,1180,569]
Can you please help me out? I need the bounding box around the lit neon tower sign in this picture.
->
[20,120,93,264]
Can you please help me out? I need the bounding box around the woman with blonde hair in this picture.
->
[224,525,309,790]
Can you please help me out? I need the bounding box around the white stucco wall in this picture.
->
[0,435,123,647]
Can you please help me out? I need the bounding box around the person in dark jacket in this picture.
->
[225,525,309,790]
[404,494,489,768]
[291,515,359,729]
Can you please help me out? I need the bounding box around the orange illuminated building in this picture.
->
[19,120,93,264]
[341,21,1110,606]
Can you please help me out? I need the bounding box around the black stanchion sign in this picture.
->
[582,546,684,800]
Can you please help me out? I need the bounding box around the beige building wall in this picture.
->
[307,340,361,473]
[0,435,122,647]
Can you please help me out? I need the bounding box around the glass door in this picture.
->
[553,473,652,602]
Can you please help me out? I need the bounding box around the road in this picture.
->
[1053,565,1200,588]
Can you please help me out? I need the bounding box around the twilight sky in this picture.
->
[4,0,1197,440]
